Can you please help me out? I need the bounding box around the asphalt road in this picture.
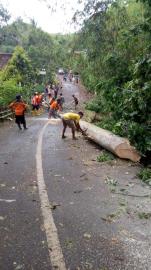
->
[0,80,151,270]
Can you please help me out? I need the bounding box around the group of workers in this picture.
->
[9,81,86,139]
[63,71,79,84]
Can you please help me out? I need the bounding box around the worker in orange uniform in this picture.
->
[48,98,60,119]
[31,92,39,115]
[38,93,44,106]
[38,92,44,114]
[9,95,28,130]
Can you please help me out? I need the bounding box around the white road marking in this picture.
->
[36,121,66,270]
[28,117,62,124]
[0,216,6,220]
[0,199,16,203]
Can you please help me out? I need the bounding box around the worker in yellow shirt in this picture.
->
[61,111,86,139]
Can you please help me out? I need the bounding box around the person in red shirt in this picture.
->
[9,95,28,130]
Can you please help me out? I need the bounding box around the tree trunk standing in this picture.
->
[80,120,140,162]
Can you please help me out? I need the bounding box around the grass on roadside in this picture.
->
[138,168,151,185]
[138,212,151,219]
[97,151,115,162]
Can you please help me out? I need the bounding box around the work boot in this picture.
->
[37,109,41,116]
[23,124,28,130]
[32,110,36,116]
[18,124,22,130]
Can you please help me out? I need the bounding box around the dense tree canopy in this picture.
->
[66,0,151,155]
[0,6,72,105]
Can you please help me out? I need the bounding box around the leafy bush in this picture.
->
[138,168,151,185]
[2,46,34,86]
[0,78,24,106]
[138,212,151,219]
[85,99,102,113]
[97,151,115,162]
[0,46,35,107]
[86,55,151,155]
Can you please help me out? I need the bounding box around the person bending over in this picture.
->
[61,111,86,140]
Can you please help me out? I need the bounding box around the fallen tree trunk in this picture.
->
[80,120,140,162]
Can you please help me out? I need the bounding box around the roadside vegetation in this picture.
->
[138,168,151,185]
[97,151,115,162]
[69,0,151,157]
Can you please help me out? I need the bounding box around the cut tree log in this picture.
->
[80,120,140,162]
